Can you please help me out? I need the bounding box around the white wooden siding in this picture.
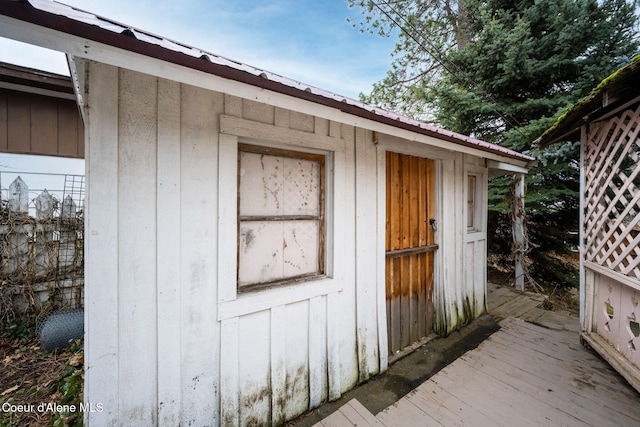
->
[85,63,223,426]
[117,67,159,424]
[156,78,182,426]
[464,158,488,319]
[83,61,496,426]
[84,60,119,425]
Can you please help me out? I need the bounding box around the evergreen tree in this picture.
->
[349,0,639,285]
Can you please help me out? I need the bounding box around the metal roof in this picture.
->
[0,0,534,163]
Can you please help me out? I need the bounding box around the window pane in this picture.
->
[467,175,476,229]
[238,221,285,285]
[239,152,320,217]
[239,152,284,216]
[283,157,319,216]
[283,220,319,277]
[238,220,319,287]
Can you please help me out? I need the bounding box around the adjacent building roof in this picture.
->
[0,61,74,99]
[536,55,640,147]
[0,0,535,163]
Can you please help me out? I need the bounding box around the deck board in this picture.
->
[316,399,383,427]
[312,284,640,427]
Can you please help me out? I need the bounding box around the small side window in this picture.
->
[467,174,480,232]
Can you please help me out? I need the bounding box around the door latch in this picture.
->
[429,218,438,231]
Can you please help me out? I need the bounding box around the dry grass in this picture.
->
[0,319,83,427]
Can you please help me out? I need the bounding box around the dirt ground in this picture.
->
[0,322,83,427]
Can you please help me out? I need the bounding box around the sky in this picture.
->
[0,0,396,100]
[0,0,398,203]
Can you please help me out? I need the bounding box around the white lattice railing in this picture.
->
[584,103,640,280]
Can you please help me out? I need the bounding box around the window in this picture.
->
[237,143,325,290]
[467,174,478,231]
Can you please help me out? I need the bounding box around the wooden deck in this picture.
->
[314,284,640,426]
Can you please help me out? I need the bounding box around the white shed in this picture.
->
[0,1,534,425]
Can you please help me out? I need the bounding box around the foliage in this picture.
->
[349,0,639,268]
[346,0,470,121]
[1,315,84,427]
[50,340,84,427]
[429,0,638,143]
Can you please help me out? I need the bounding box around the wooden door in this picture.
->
[386,152,436,356]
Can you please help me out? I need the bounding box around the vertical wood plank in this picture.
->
[411,253,420,341]
[401,255,411,348]
[284,301,311,420]
[179,84,222,425]
[377,147,389,372]
[417,252,426,338]
[391,153,402,250]
[271,305,287,425]
[355,128,379,383]
[156,78,182,426]
[418,158,427,246]
[309,296,327,408]
[57,102,80,157]
[385,151,392,251]
[401,155,410,249]
[426,159,435,246]
[220,317,240,427]
[426,251,434,333]
[30,96,57,154]
[117,68,158,425]
[391,257,401,352]
[84,61,119,425]
[326,292,342,400]
[238,311,271,425]
[7,91,30,153]
[410,156,420,247]
[0,91,7,151]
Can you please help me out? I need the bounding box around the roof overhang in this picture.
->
[536,56,640,148]
[0,61,75,100]
[0,0,534,167]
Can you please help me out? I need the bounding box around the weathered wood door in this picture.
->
[386,152,436,356]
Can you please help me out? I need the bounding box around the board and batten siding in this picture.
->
[0,86,84,158]
[83,61,387,426]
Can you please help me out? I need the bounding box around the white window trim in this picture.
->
[465,164,487,236]
[217,115,346,320]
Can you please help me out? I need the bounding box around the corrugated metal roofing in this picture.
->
[1,0,534,163]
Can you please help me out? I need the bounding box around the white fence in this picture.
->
[0,174,84,319]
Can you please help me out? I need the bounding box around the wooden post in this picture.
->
[513,174,526,292]
[9,176,28,213]
[35,189,55,220]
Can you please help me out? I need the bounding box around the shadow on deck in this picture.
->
[299,283,640,427]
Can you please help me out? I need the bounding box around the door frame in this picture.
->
[375,139,450,369]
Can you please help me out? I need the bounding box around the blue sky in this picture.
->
[0,0,397,189]
[0,0,396,100]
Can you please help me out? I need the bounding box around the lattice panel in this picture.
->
[584,103,640,279]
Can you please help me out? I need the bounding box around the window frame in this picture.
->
[466,172,483,233]
[236,142,327,292]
